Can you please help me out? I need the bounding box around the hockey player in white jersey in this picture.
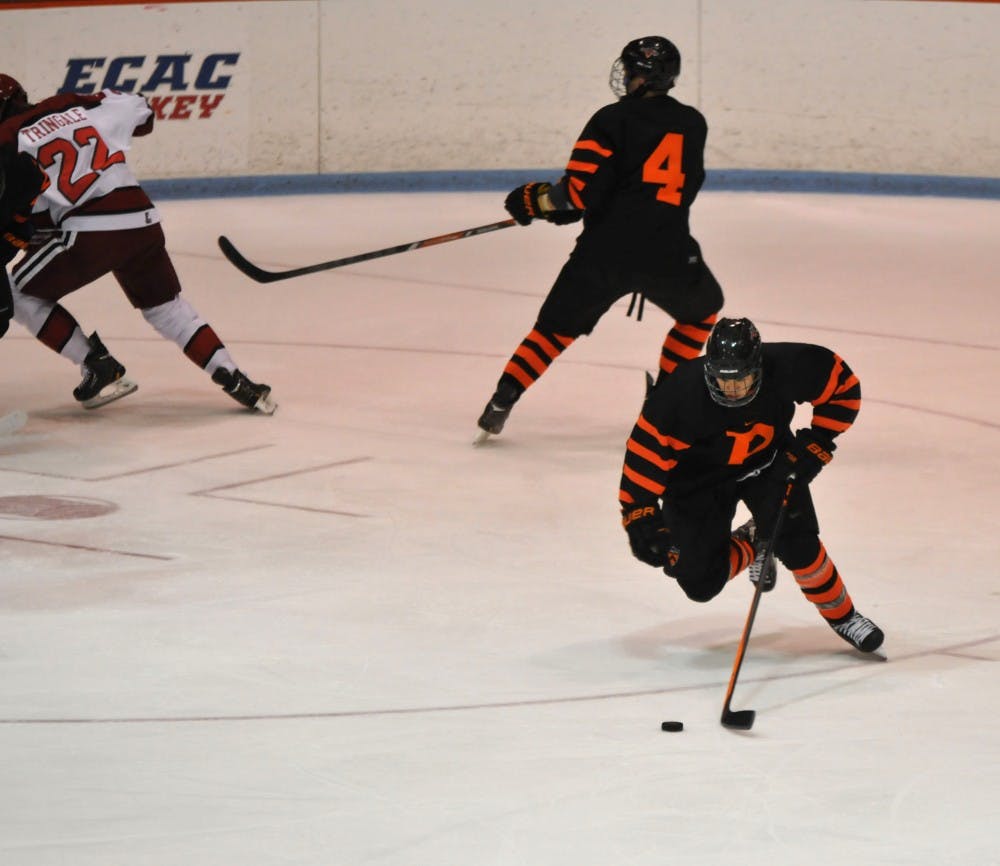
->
[0,74,275,413]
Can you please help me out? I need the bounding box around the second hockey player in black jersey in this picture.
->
[619,317,884,653]
[0,136,45,341]
[475,36,723,442]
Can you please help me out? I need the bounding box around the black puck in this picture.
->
[660,720,684,732]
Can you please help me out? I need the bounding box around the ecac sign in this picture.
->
[58,53,240,120]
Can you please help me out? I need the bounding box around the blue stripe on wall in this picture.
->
[143,169,1000,201]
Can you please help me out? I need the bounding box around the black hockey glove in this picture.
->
[1,150,46,218]
[504,182,583,226]
[622,503,672,568]
[504,182,550,225]
[772,428,836,486]
[0,217,34,266]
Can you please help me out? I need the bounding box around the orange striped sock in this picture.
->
[658,314,717,377]
[791,542,855,623]
[727,534,755,580]
[501,327,575,391]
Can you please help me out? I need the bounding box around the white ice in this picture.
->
[1,191,998,866]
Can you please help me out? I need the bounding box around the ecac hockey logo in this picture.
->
[58,53,240,121]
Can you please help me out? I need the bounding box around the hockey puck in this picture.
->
[660,720,684,732]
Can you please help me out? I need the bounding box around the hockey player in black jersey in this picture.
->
[476,36,723,441]
[0,140,45,340]
[619,317,884,653]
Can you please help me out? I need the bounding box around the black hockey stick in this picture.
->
[217,218,518,283]
[720,477,795,731]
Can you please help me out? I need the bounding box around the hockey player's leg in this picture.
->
[664,492,735,602]
[475,260,612,443]
[778,535,884,653]
[729,518,776,591]
[651,252,723,384]
[657,313,717,381]
[74,332,138,408]
[12,289,136,409]
[140,295,276,414]
[475,326,575,442]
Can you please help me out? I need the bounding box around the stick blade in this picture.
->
[217,236,280,283]
[721,708,756,730]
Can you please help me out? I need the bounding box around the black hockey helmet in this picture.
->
[704,318,763,407]
[0,74,29,122]
[609,36,681,97]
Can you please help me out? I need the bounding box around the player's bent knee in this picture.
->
[674,571,727,603]
[774,532,820,572]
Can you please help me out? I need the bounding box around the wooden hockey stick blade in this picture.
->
[218,218,518,283]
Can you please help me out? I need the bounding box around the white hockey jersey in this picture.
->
[3,89,159,231]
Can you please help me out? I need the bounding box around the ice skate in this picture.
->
[212,367,277,414]
[474,383,519,444]
[732,518,776,591]
[73,332,138,409]
[831,610,884,653]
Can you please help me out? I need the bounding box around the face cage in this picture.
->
[608,58,628,97]
[704,368,762,408]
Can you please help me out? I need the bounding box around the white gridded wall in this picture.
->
[4,0,999,179]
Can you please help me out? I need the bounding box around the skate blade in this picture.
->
[254,393,277,415]
[0,410,28,436]
[80,378,138,409]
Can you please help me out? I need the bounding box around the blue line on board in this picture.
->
[144,168,999,201]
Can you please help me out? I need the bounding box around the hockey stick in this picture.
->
[217,218,518,283]
[720,476,795,731]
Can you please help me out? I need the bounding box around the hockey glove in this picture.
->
[1,150,46,216]
[773,428,836,486]
[504,182,550,225]
[0,216,34,266]
[622,503,672,568]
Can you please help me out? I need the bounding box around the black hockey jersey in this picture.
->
[551,93,707,275]
[619,343,861,506]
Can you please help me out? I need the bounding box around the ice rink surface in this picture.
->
[1,190,998,866]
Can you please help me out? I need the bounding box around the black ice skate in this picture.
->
[73,332,138,409]
[212,367,277,414]
[474,383,520,445]
[831,610,884,653]
[732,518,776,591]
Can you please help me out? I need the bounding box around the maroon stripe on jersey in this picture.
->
[183,324,224,369]
[36,305,79,353]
